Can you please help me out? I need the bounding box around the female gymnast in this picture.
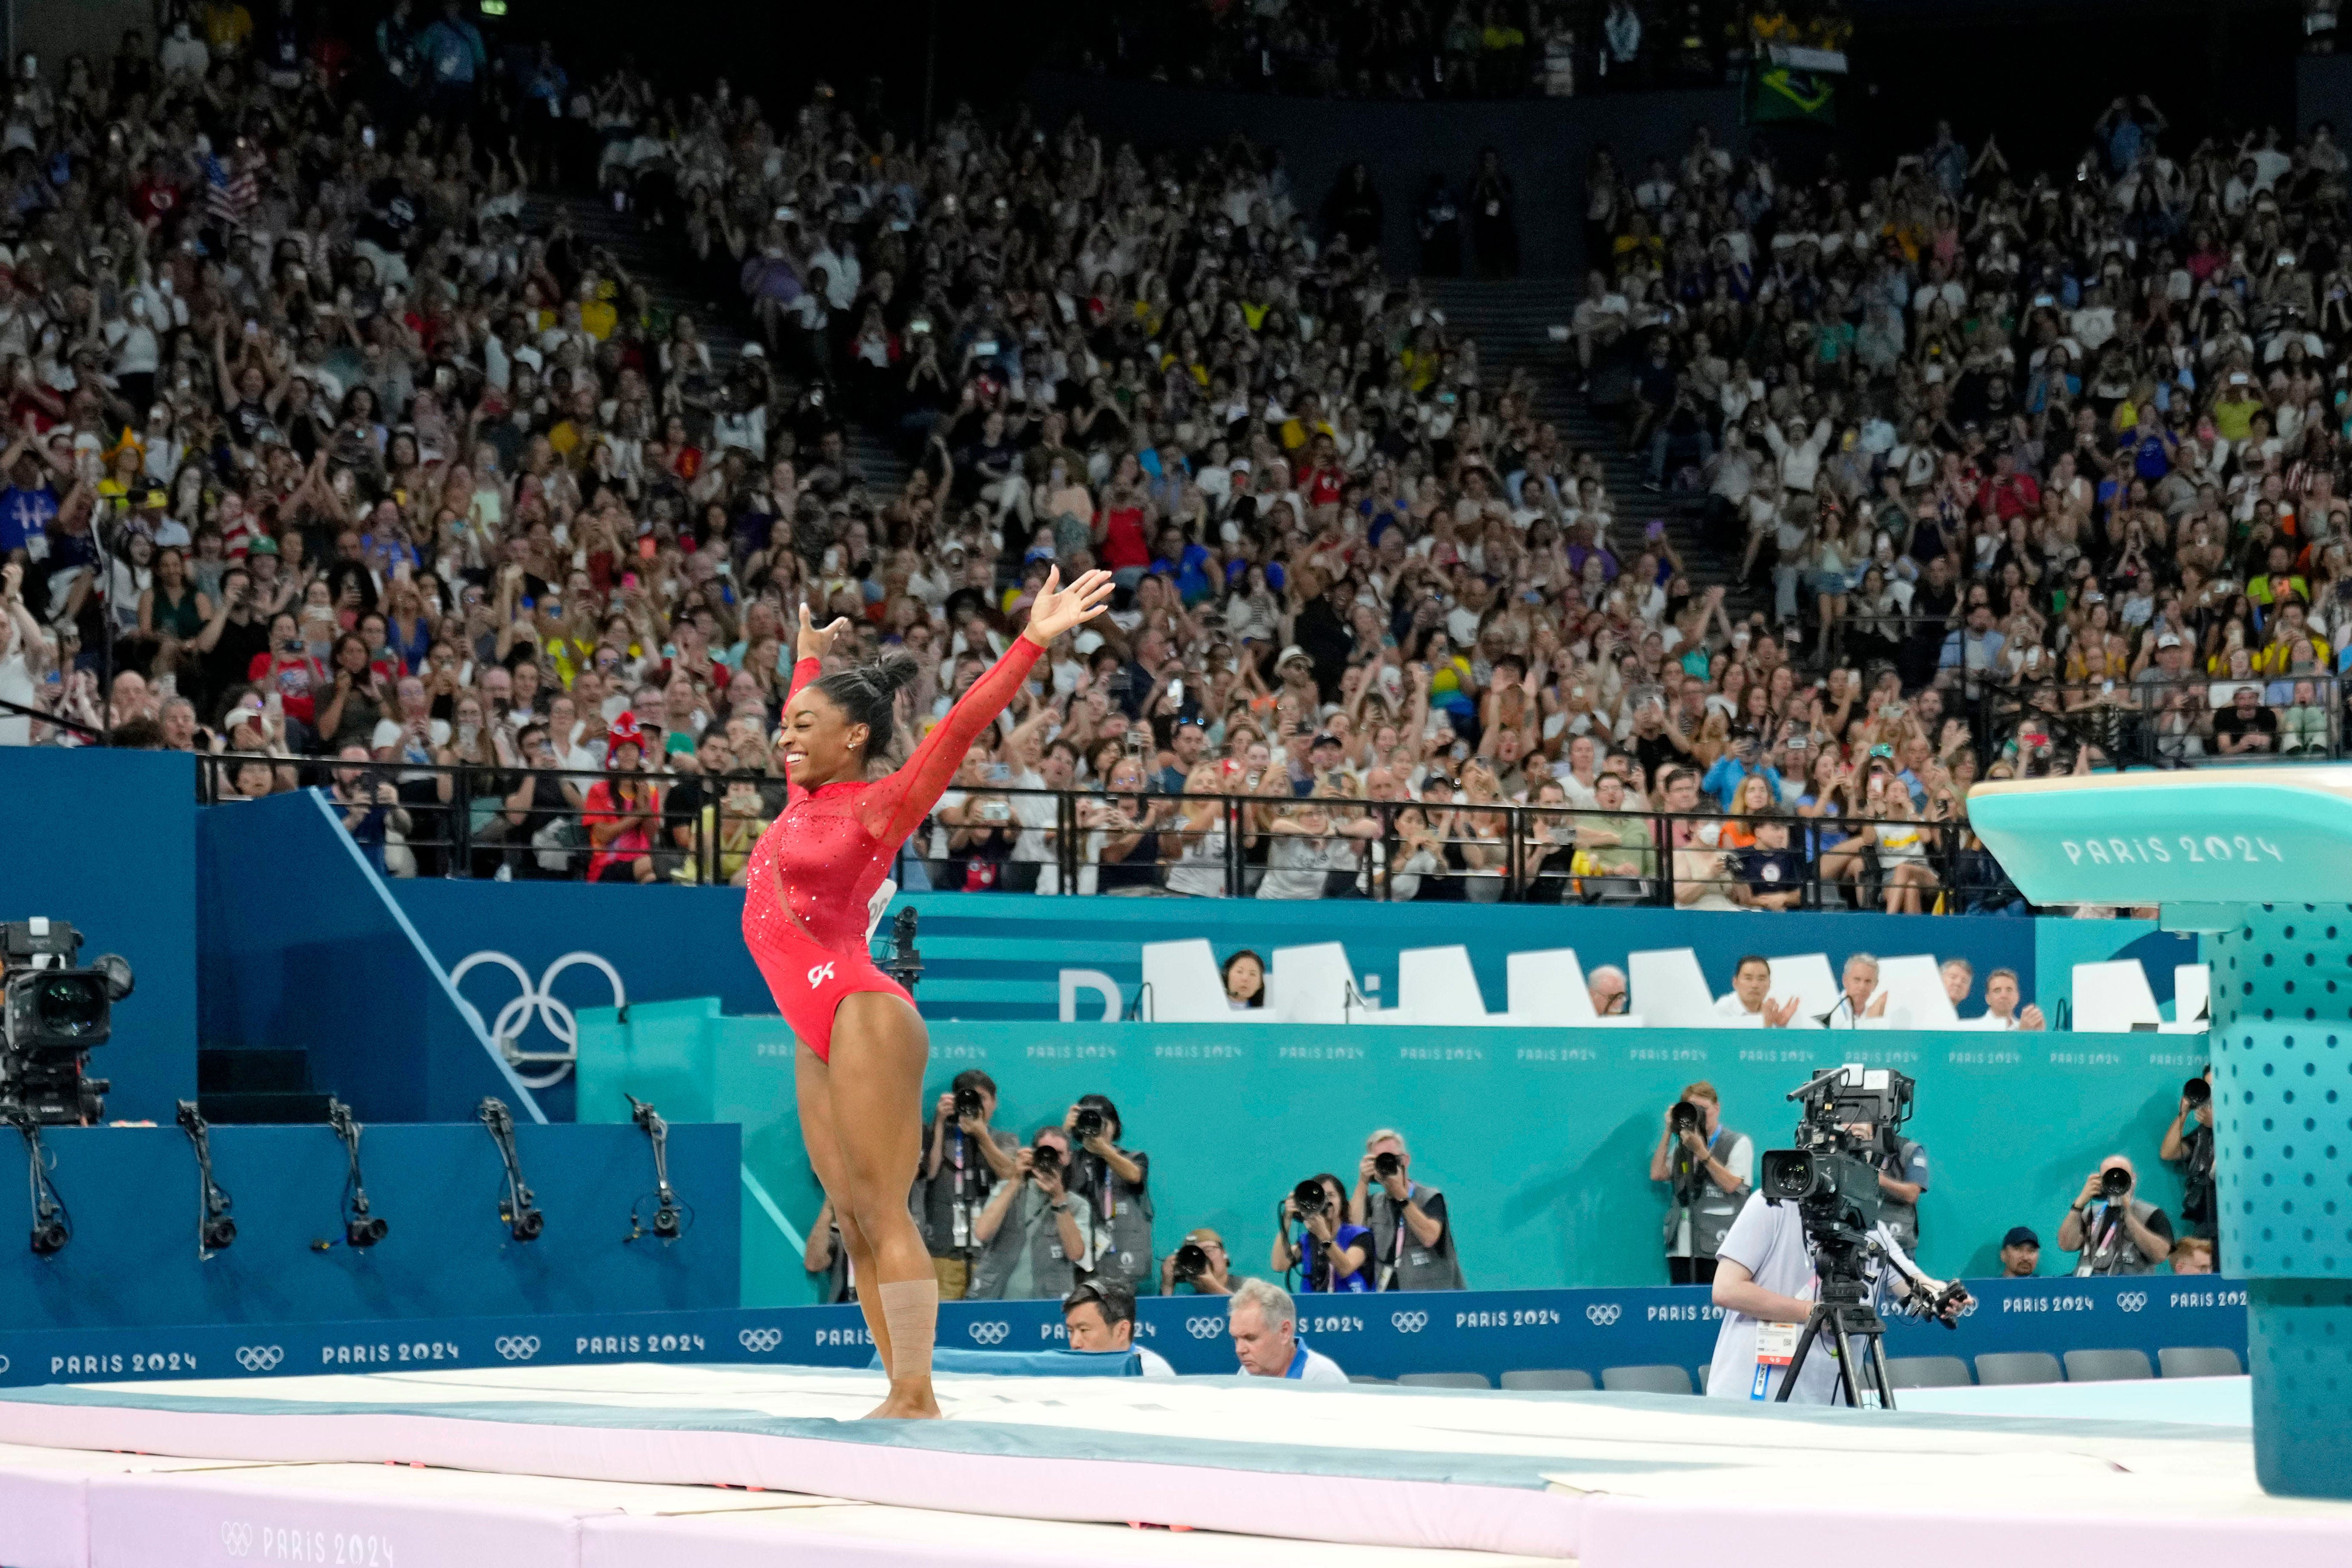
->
[744,567,1113,1418]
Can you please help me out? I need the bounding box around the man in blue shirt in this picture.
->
[415,0,484,109]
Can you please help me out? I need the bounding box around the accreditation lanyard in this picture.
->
[1389,1185,1417,1266]
[1750,1320,1801,1400]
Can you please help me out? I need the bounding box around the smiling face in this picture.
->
[779,685,867,787]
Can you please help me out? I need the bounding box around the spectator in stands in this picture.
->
[1714,955,1804,1027]
[1998,1225,2041,1278]
[2057,1157,2174,1275]
[1227,1277,1348,1383]
[969,1128,1093,1300]
[1350,1128,1464,1290]
[1062,1280,1174,1374]
[2213,682,2281,754]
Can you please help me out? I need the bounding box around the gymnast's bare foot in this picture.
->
[864,1381,943,1419]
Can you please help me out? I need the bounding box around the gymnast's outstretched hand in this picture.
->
[1021,567,1116,646]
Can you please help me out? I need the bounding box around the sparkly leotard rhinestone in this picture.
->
[742,638,1042,966]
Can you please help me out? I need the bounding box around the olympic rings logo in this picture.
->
[234,1346,283,1372]
[967,1321,1011,1346]
[221,1522,255,1557]
[495,1335,541,1361]
[1391,1311,1428,1333]
[739,1328,783,1353]
[2116,1292,2148,1313]
[1185,1316,1225,1339]
[1586,1304,1622,1327]
[450,950,627,1089]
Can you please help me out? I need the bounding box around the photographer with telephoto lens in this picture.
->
[1061,1093,1153,1290]
[2059,1155,2174,1275]
[2159,1067,2217,1243]
[1160,1226,1235,1295]
[920,1069,1019,1299]
[1274,1173,1372,1292]
[1650,1081,1752,1285]
[1350,1129,1465,1290]
[967,1127,1095,1300]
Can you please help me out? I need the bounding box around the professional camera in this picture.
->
[1072,1105,1107,1142]
[2182,1077,2211,1109]
[1029,1142,1064,1176]
[952,1085,986,1121]
[1,919,133,1125]
[1372,1150,1403,1180]
[1173,1240,1211,1280]
[2099,1165,2133,1201]
[1759,1064,1916,1247]
[1668,1099,1701,1134]
[1292,1177,1330,1217]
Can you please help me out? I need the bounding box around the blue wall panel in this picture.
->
[0,1122,737,1330]
[201,793,545,1123]
[0,748,196,1122]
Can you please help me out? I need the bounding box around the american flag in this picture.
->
[202,151,256,228]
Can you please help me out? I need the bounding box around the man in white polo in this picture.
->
[1228,1277,1348,1382]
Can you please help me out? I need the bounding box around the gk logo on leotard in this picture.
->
[808,961,837,988]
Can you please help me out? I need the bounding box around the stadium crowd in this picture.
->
[0,9,2308,915]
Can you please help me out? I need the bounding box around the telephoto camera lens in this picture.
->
[2183,1077,2212,1107]
[1173,1241,1210,1278]
[1372,1151,1402,1179]
[1072,1107,1106,1142]
[953,1086,984,1120]
[1030,1143,1062,1174]
[2099,1166,2133,1200]
[1292,1177,1328,1216]
[1669,1099,1699,1131]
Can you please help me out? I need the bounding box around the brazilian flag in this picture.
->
[1747,65,1835,126]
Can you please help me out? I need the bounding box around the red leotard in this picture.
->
[742,636,1043,1059]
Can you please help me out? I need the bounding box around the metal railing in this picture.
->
[1981,674,2341,768]
[196,757,2027,912]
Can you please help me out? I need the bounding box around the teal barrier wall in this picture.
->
[577,1007,2209,1303]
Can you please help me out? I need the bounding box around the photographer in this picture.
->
[1649,1081,1753,1285]
[920,1069,1019,1299]
[2058,1156,2174,1275]
[1063,1280,1176,1375]
[1275,1174,1372,1292]
[1062,1093,1153,1290]
[2159,1067,2217,1243]
[1160,1226,1236,1295]
[1857,1114,1929,1257]
[967,1128,1095,1300]
[1349,1129,1465,1291]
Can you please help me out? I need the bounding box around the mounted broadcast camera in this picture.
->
[624,1093,690,1243]
[1752,1065,1965,1409]
[1,918,133,1125]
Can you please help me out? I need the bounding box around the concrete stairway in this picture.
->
[530,194,909,498]
[1423,277,1745,604]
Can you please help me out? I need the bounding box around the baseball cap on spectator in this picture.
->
[247,535,279,557]
[2002,1226,2039,1249]
[2156,633,2182,649]
[1310,732,1343,754]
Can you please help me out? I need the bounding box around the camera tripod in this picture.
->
[1774,1261,1898,1410]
